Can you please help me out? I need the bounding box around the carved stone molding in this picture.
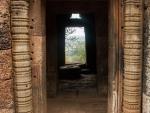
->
[11,0,33,113]
[123,0,143,113]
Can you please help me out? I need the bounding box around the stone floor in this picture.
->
[47,95,107,113]
[47,74,107,113]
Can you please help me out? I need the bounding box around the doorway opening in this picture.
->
[46,1,108,113]
[56,12,97,97]
[65,26,86,64]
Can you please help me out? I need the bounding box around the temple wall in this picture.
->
[143,0,150,113]
[0,0,14,113]
[0,0,148,113]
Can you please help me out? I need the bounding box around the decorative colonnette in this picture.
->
[11,0,33,113]
[123,0,143,113]
[0,0,14,113]
[143,0,150,113]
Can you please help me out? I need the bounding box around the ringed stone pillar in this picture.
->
[0,0,14,113]
[11,0,33,113]
[143,0,150,112]
[123,0,143,113]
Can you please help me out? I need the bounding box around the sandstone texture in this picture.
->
[0,50,14,112]
[0,0,11,50]
[143,1,150,113]
[0,0,14,112]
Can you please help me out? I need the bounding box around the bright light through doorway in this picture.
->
[65,27,86,64]
[70,13,81,19]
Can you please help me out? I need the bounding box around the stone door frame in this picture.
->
[108,0,123,112]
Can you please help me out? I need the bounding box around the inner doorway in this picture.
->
[46,1,108,113]
[57,13,97,97]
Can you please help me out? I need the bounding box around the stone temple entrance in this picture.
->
[1,0,149,113]
[46,1,108,113]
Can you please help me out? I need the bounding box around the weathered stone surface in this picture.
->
[0,50,12,80]
[0,80,14,108]
[31,35,46,113]
[0,0,14,112]
[0,0,11,50]
[31,36,43,64]
[0,109,14,113]
[0,50,14,111]
[143,94,150,113]
[30,1,47,113]
[143,1,150,113]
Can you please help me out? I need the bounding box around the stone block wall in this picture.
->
[0,0,14,113]
[143,0,150,113]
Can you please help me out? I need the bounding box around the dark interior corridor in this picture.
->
[46,1,108,113]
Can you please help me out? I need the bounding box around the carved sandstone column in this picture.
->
[123,0,143,113]
[143,0,150,113]
[11,0,33,113]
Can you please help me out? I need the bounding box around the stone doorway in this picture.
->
[9,0,144,113]
[46,1,108,113]
[10,0,123,113]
